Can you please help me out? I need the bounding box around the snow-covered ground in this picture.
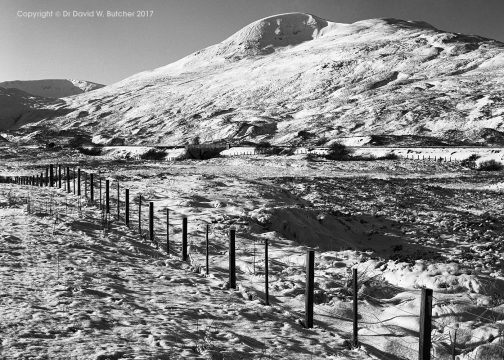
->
[2,149,504,359]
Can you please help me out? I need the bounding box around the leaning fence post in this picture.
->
[205,224,209,275]
[149,202,154,244]
[419,288,433,360]
[105,179,110,214]
[305,250,315,328]
[353,268,359,348]
[265,239,269,305]
[125,189,129,226]
[182,217,188,261]
[229,227,236,288]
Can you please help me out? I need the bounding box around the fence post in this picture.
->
[73,168,76,194]
[77,168,81,196]
[66,167,70,193]
[305,250,315,328]
[50,165,54,187]
[353,268,358,348]
[99,176,102,211]
[105,179,110,214]
[84,172,87,198]
[90,173,94,202]
[138,194,142,235]
[229,227,236,289]
[45,167,49,186]
[58,165,62,188]
[182,217,188,261]
[419,288,433,360]
[125,189,129,226]
[117,182,120,220]
[205,224,209,275]
[265,239,269,305]
[149,202,154,244]
[166,209,169,254]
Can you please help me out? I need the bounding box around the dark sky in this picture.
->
[2,0,503,84]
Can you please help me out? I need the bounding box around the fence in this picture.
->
[1,166,497,360]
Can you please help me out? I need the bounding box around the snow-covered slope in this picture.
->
[15,13,504,144]
[0,88,70,130]
[0,79,104,99]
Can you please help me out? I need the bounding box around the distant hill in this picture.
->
[0,87,70,130]
[0,79,104,99]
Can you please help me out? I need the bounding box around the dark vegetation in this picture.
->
[477,159,503,171]
[325,142,352,160]
[78,147,103,156]
[140,148,167,161]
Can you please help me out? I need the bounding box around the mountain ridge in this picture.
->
[6,13,504,146]
[0,79,105,99]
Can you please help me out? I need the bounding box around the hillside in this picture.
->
[11,13,504,145]
[0,88,70,131]
[0,79,104,99]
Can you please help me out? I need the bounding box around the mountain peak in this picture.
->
[212,12,334,58]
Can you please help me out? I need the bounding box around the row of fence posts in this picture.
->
[405,154,454,162]
[1,166,436,360]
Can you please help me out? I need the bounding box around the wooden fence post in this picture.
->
[99,176,102,211]
[182,217,188,261]
[138,194,142,235]
[77,168,81,196]
[265,239,269,305]
[353,268,358,348]
[66,167,70,193]
[166,209,169,254]
[105,179,110,214]
[229,227,236,289]
[73,168,76,194]
[84,172,87,198]
[419,288,433,360]
[125,189,129,226]
[305,250,315,328]
[90,173,94,201]
[205,224,209,275]
[50,165,54,187]
[149,202,154,244]
[117,182,120,220]
[58,165,62,188]
[45,167,49,186]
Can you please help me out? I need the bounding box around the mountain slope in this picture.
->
[0,88,72,131]
[0,79,105,99]
[19,13,504,145]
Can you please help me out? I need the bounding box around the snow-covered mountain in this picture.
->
[0,79,104,99]
[0,87,71,131]
[11,13,504,145]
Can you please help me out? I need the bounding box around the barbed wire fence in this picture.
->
[1,165,500,360]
